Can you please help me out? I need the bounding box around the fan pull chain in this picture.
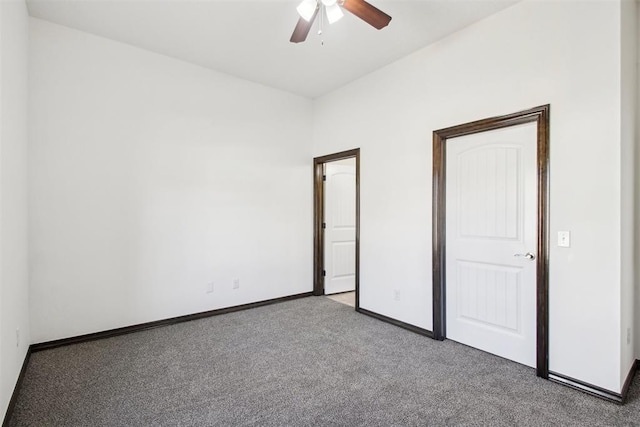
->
[317,3,324,46]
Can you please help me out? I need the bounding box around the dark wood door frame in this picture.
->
[432,105,550,378]
[313,149,360,309]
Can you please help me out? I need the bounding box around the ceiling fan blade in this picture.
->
[290,7,320,43]
[341,0,391,30]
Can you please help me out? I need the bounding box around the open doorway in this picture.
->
[313,149,360,309]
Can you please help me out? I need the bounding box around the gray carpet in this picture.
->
[7,296,640,426]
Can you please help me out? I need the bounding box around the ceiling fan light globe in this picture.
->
[325,3,344,24]
[296,0,318,21]
[321,0,338,6]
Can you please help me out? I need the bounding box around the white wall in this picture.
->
[0,0,31,417]
[635,0,640,363]
[621,0,637,385]
[29,19,314,343]
[314,0,625,392]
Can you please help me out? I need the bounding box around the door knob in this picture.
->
[514,252,535,260]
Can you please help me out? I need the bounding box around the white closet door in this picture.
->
[446,122,537,367]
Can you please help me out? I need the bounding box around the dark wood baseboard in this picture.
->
[549,364,639,405]
[550,359,638,405]
[357,307,433,338]
[31,292,313,353]
[620,359,639,403]
[325,290,356,296]
[2,347,32,427]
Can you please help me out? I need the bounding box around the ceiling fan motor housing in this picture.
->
[291,0,392,43]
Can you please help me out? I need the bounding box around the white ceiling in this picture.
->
[26,0,520,98]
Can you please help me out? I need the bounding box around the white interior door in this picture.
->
[445,122,537,367]
[324,158,356,295]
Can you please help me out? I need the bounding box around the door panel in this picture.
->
[324,159,356,295]
[446,122,537,367]
[456,261,521,332]
[332,241,356,278]
[457,146,520,240]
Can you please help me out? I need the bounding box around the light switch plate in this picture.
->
[558,231,570,247]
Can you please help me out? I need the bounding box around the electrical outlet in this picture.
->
[233,278,240,289]
[206,282,214,294]
[558,231,571,247]
[394,290,401,301]
[16,328,20,348]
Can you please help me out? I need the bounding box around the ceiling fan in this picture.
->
[290,0,392,43]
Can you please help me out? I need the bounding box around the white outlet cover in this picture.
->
[557,231,571,248]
